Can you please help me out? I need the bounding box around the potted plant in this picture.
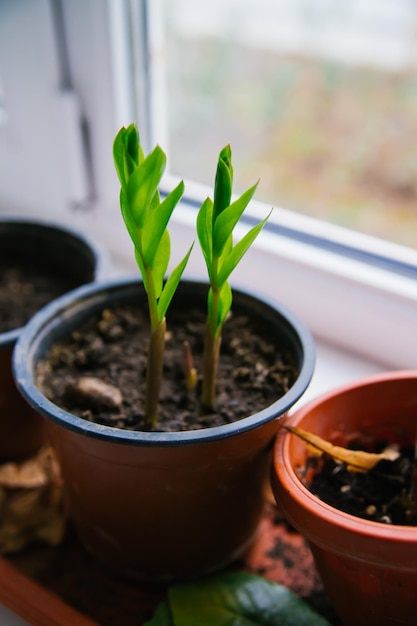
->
[271,370,417,626]
[13,125,315,582]
[0,216,108,462]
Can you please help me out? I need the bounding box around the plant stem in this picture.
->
[201,325,221,412]
[144,317,166,428]
[143,261,164,428]
[201,284,221,412]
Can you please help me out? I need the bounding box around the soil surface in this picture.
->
[36,304,299,432]
[305,443,417,526]
[0,256,78,333]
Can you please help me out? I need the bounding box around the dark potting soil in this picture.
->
[35,304,299,432]
[0,257,78,333]
[306,444,417,526]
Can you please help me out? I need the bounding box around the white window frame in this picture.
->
[1,0,416,370]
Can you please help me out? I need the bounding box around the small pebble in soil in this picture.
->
[365,504,377,516]
[66,377,123,410]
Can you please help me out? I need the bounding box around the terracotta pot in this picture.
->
[13,277,315,582]
[0,216,108,461]
[271,370,417,626]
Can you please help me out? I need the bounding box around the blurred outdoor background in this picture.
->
[161,0,417,248]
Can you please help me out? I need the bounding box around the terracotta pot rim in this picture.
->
[13,276,316,447]
[0,215,109,346]
[274,370,417,546]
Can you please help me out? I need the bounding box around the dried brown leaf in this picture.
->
[0,458,47,489]
[287,426,400,472]
[0,446,66,554]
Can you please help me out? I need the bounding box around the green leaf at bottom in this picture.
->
[144,600,173,626]
[144,572,331,626]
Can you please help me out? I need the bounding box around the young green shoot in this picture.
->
[197,145,271,411]
[113,123,193,427]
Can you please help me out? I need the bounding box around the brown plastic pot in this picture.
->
[13,277,315,582]
[0,216,108,462]
[271,370,417,626]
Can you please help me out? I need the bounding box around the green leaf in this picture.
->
[125,123,140,165]
[147,573,332,626]
[134,247,148,293]
[217,210,272,287]
[217,282,232,331]
[143,600,174,626]
[151,229,171,302]
[113,127,128,188]
[212,182,259,256]
[206,283,232,336]
[142,180,185,266]
[119,188,139,249]
[157,243,194,320]
[196,197,214,278]
[126,145,166,227]
[113,124,139,189]
[213,145,233,221]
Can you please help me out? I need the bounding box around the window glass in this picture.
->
[0,74,6,127]
[161,0,417,248]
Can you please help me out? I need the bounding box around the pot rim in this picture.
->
[273,370,417,546]
[0,215,109,347]
[13,276,315,447]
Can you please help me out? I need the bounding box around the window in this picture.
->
[0,0,416,371]
[161,0,417,249]
[0,3,415,624]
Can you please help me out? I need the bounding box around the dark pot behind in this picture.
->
[0,216,108,461]
[14,277,315,581]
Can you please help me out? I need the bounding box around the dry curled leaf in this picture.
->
[0,446,62,489]
[287,426,400,472]
[0,446,66,554]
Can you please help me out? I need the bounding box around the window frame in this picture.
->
[1,0,416,371]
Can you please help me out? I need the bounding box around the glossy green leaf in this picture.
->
[145,573,332,626]
[151,229,171,302]
[218,282,232,327]
[134,246,149,293]
[112,127,127,188]
[212,182,259,256]
[144,600,173,626]
[157,243,194,320]
[142,181,185,266]
[213,145,233,221]
[126,145,166,227]
[217,211,272,287]
[196,197,213,278]
[207,283,232,335]
[113,125,138,189]
[119,188,139,249]
[217,282,232,331]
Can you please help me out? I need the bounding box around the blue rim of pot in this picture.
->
[13,276,316,447]
[0,215,109,349]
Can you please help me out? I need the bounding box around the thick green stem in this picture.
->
[201,280,222,411]
[142,258,165,427]
[144,317,166,428]
[201,323,221,412]
[201,270,222,411]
